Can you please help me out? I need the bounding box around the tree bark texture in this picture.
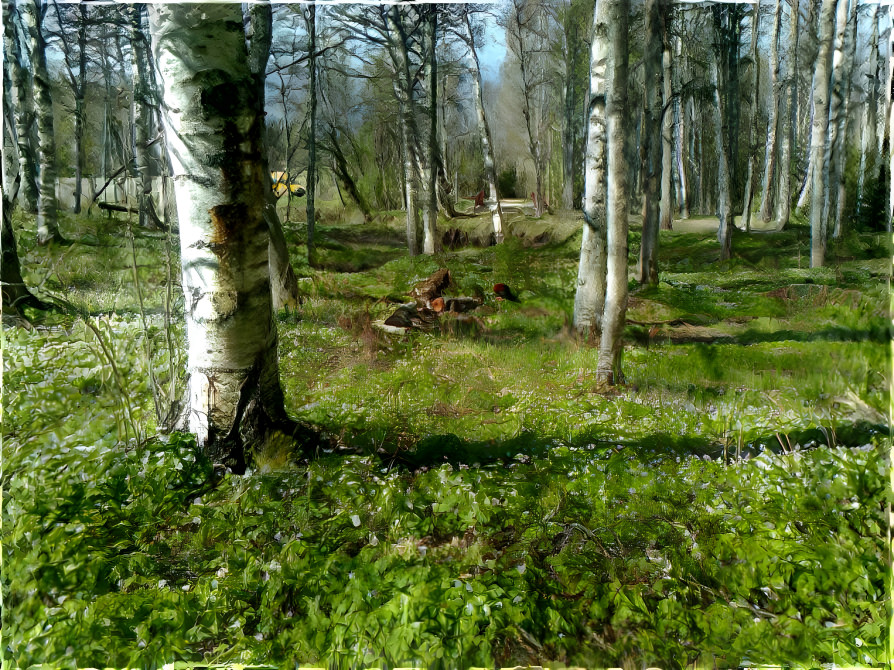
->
[149,3,290,470]
[774,0,798,230]
[422,6,439,255]
[304,3,318,261]
[248,2,300,310]
[711,50,734,261]
[638,0,663,286]
[808,0,838,267]
[573,0,610,337]
[4,3,38,213]
[21,0,63,245]
[759,0,783,224]
[386,6,421,256]
[740,1,761,233]
[658,32,674,230]
[831,0,857,239]
[595,0,630,385]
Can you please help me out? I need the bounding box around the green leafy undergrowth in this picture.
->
[3,430,886,669]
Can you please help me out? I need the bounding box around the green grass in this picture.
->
[2,205,888,668]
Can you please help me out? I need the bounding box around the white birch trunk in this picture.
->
[775,0,798,230]
[386,6,420,256]
[832,0,858,239]
[422,7,438,255]
[857,4,880,216]
[711,54,733,261]
[741,1,761,232]
[149,4,290,470]
[5,4,38,213]
[759,0,783,224]
[573,0,610,337]
[658,39,674,230]
[596,0,630,385]
[808,0,839,268]
[21,0,63,245]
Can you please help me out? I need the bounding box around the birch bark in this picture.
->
[149,3,298,470]
[595,0,630,385]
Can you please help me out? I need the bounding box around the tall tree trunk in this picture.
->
[638,0,663,286]
[5,3,38,213]
[832,0,857,239]
[3,35,44,314]
[658,32,674,230]
[72,4,87,214]
[596,0,630,385]
[149,3,301,470]
[808,0,839,268]
[22,0,63,246]
[711,50,734,261]
[741,1,761,233]
[421,6,439,255]
[129,4,162,230]
[857,4,880,217]
[304,3,318,263]
[759,0,783,224]
[775,0,798,230]
[674,38,689,220]
[573,0,611,337]
[386,6,420,256]
[249,2,300,311]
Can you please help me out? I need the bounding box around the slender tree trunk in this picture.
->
[638,0,663,286]
[421,6,439,255]
[3,38,44,314]
[149,3,303,470]
[130,4,162,230]
[386,6,420,256]
[464,13,505,243]
[72,4,87,214]
[857,4,880,217]
[832,0,857,239]
[22,0,63,245]
[809,0,839,267]
[596,0,631,385]
[711,53,734,261]
[674,43,689,220]
[759,0,783,224]
[5,4,38,213]
[775,0,798,230]
[249,3,300,311]
[659,33,674,230]
[741,1,761,233]
[573,0,611,337]
[305,4,318,262]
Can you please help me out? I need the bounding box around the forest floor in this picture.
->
[2,200,889,669]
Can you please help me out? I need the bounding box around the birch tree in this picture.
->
[304,3,318,262]
[595,0,630,385]
[759,0,783,224]
[774,0,798,230]
[572,0,610,336]
[21,0,64,245]
[711,7,734,262]
[658,17,674,230]
[3,28,45,315]
[149,4,311,470]
[808,0,839,267]
[638,0,665,285]
[4,1,39,213]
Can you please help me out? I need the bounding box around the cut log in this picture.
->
[410,268,451,307]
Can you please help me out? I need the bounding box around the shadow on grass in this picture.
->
[364,421,887,472]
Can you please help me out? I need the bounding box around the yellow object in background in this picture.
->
[270,171,306,198]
